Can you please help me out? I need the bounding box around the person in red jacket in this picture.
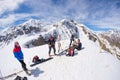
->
[13,42,28,71]
[66,46,74,56]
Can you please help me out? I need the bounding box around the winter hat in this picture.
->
[50,36,53,40]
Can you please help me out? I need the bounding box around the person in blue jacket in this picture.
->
[13,41,28,71]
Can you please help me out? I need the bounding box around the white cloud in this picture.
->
[0,14,16,27]
[0,0,24,15]
[0,13,40,27]
[0,0,120,31]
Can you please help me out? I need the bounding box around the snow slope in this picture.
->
[0,23,120,80]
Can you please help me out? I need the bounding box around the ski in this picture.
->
[0,69,32,79]
[57,49,68,56]
[0,70,23,79]
[30,57,53,67]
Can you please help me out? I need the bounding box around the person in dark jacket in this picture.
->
[13,42,28,71]
[69,34,75,46]
[77,39,82,50]
[48,36,56,57]
[73,39,82,50]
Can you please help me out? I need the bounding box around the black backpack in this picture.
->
[14,76,27,80]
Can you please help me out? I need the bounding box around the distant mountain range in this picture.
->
[0,19,119,60]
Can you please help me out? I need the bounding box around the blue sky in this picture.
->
[0,0,120,31]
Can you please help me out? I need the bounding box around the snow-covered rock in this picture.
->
[97,29,120,59]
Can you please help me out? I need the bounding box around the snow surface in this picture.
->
[0,26,120,80]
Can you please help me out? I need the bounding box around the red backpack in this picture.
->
[68,48,74,56]
[32,56,39,63]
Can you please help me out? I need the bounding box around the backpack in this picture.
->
[32,56,39,63]
[14,76,27,80]
[68,48,74,56]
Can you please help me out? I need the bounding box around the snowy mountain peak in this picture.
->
[60,19,66,22]
[0,19,84,48]
[20,19,44,28]
[0,19,51,47]
[0,19,120,60]
[108,29,120,35]
[60,19,74,24]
